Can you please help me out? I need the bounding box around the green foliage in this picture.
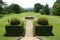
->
[0,0,8,15]
[37,17,49,25]
[3,6,13,14]
[5,18,25,36]
[44,3,50,15]
[0,1,24,14]
[34,3,43,13]
[56,0,60,3]
[20,7,25,13]
[0,10,11,14]
[3,9,12,14]
[0,0,5,5]
[34,25,53,36]
[9,3,21,14]
[0,5,3,10]
[10,18,20,25]
[0,14,3,17]
[0,10,3,14]
[5,23,25,36]
[34,17,53,36]
[39,9,44,15]
[52,2,60,16]
[0,0,4,14]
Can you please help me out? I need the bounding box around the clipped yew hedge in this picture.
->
[34,25,53,36]
[4,18,25,36]
[10,18,20,25]
[34,17,54,36]
[37,17,49,25]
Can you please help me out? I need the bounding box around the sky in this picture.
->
[3,0,56,8]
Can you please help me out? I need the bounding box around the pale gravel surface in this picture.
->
[19,20,40,40]
[25,20,33,37]
[20,37,40,40]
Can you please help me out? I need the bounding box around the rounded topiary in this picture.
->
[10,18,20,25]
[37,17,49,25]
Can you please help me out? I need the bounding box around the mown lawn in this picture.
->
[0,12,60,40]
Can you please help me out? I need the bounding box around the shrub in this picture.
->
[39,9,44,15]
[10,18,20,25]
[33,18,54,36]
[37,17,49,25]
[35,25,53,36]
[5,23,25,36]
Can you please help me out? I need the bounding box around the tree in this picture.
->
[9,3,21,14]
[39,9,44,15]
[0,0,5,10]
[19,6,25,13]
[52,1,60,16]
[3,5,13,14]
[0,5,3,10]
[56,0,60,3]
[34,3,43,13]
[0,0,6,8]
[0,0,5,5]
[44,3,50,15]
[0,0,5,14]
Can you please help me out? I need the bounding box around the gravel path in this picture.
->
[25,20,33,37]
[19,20,40,40]
[20,37,40,40]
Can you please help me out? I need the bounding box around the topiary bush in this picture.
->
[34,25,54,36]
[37,17,49,25]
[10,18,20,25]
[33,17,54,36]
[4,18,25,36]
[5,24,25,36]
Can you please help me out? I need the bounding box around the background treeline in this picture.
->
[34,3,50,15]
[0,0,25,15]
[34,0,60,16]
[0,0,60,16]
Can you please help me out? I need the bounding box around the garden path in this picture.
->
[20,20,40,40]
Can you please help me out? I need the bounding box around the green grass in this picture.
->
[0,12,60,40]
